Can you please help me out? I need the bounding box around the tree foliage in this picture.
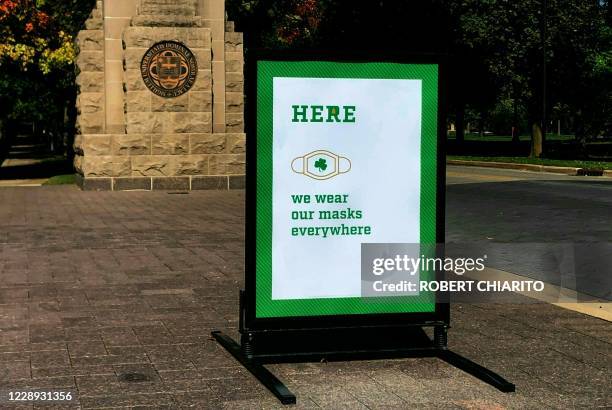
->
[0,0,609,155]
[0,0,93,128]
[452,0,611,140]
[547,0,611,139]
[226,0,323,48]
[228,0,611,146]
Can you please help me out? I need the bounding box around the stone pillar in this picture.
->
[103,0,139,134]
[224,25,244,133]
[75,1,105,136]
[74,0,245,191]
[200,0,226,133]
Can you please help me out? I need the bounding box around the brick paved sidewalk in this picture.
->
[0,186,609,409]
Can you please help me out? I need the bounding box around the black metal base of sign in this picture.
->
[212,331,297,405]
[211,324,515,405]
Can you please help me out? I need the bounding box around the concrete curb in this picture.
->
[447,159,587,176]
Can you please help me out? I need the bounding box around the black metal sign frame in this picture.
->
[212,50,514,405]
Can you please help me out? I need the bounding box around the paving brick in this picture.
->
[0,186,608,407]
[68,341,108,358]
[30,350,71,368]
[79,392,174,408]
[0,361,30,381]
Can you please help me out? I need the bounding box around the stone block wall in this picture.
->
[74,132,245,190]
[75,1,105,135]
[122,25,214,134]
[73,0,245,191]
[224,27,244,132]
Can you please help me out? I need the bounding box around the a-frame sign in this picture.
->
[213,51,514,405]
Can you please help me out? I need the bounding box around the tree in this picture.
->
[448,0,611,156]
[547,0,611,153]
[226,0,323,48]
[450,0,547,155]
[0,0,93,155]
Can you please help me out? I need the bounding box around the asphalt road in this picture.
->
[446,165,612,300]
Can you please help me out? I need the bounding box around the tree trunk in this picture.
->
[0,119,4,162]
[530,122,543,158]
[0,119,15,163]
[512,98,519,143]
[455,104,465,144]
[574,111,587,159]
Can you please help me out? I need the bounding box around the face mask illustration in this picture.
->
[291,150,351,180]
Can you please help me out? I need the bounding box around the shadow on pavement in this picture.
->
[447,179,612,301]
[0,137,73,181]
[0,157,72,180]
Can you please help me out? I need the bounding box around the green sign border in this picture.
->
[255,60,438,318]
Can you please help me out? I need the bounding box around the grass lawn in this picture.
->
[448,156,612,170]
[43,174,76,185]
[447,133,576,142]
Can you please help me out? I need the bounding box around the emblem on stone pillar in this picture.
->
[141,41,198,98]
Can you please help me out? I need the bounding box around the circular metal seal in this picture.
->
[140,41,197,98]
